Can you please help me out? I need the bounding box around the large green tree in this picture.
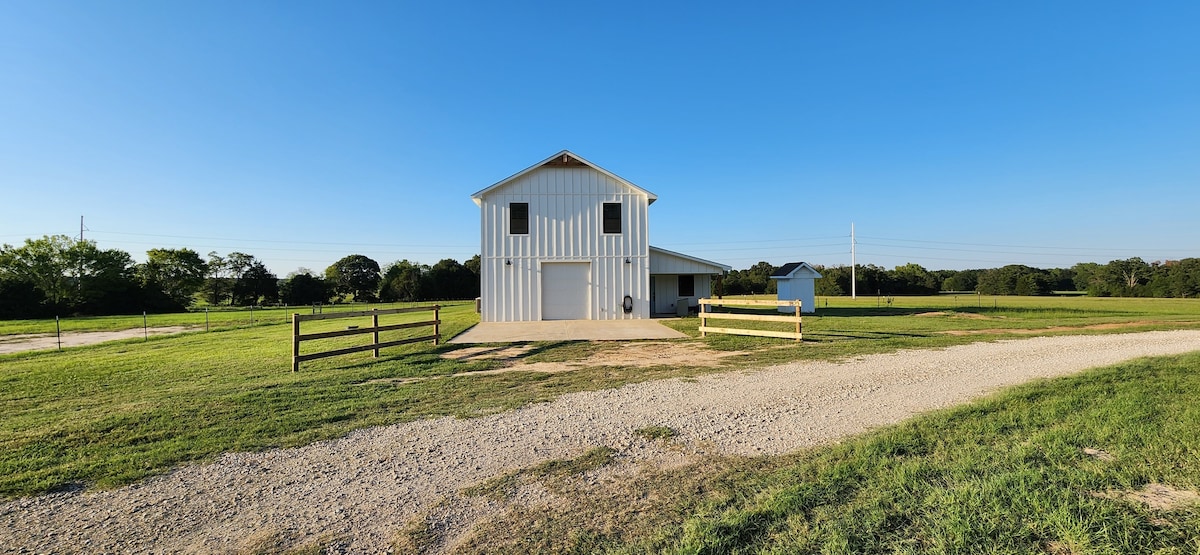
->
[1101,257,1150,296]
[72,242,142,314]
[0,235,145,314]
[976,265,1050,295]
[941,270,980,292]
[379,260,425,302]
[326,254,381,301]
[814,265,849,296]
[232,260,278,306]
[280,271,330,305]
[890,263,938,295]
[202,252,232,305]
[425,258,479,300]
[0,235,77,308]
[138,248,207,308]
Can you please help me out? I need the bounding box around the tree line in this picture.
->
[721,258,1200,298]
[0,235,481,319]
[3,234,1196,319]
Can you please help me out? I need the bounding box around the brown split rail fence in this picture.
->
[292,306,440,371]
[698,298,803,341]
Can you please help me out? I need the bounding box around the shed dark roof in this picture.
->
[771,261,823,279]
[772,262,804,278]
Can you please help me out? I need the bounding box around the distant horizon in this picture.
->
[3,221,1187,277]
[3,2,1197,275]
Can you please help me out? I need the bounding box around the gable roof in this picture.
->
[650,246,732,273]
[470,150,658,207]
[771,262,823,279]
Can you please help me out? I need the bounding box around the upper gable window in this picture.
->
[510,203,529,235]
[603,202,621,234]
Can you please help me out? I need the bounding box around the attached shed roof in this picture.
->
[470,150,658,207]
[771,262,823,279]
[650,246,732,274]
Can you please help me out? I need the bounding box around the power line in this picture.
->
[661,235,848,247]
[856,235,1159,253]
[86,230,475,250]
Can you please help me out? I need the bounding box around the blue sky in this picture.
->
[2,1,1197,274]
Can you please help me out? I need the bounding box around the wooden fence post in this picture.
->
[433,305,440,345]
[794,300,802,341]
[292,313,301,372]
[372,310,380,358]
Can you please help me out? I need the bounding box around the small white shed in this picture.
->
[771,262,822,314]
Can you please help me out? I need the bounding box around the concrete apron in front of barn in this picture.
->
[449,319,687,343]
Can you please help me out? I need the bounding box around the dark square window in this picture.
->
[603,202,621,234]
[678,275,695,297]
[510,202,529,235]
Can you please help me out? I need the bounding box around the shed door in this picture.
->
[541,262,590,320]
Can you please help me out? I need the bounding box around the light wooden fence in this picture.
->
[292,306,440,371]
[698,298,803,341]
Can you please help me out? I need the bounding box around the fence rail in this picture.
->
[291,306,440,371]
[698,298,803,341]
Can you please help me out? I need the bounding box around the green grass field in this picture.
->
[2,296,1199,552]
[0,302,428,336]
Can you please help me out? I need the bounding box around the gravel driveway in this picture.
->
[3,330,1199,553]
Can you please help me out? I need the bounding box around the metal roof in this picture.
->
[650,245,732,273]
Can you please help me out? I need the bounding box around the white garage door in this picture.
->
[541,262,590,320]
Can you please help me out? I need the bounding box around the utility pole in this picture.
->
[851,222,857,299]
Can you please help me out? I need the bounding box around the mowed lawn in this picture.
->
[2,295,1200,544]
[664,351,1200,554]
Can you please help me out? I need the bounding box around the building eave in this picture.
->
[649,245,732,273]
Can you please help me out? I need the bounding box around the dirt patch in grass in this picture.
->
[363,342,745,387]
[942,321,1169,336]
[915,311,994,320]
[522,341,745,372]
[0,326,195,354]
[1094,483,1200,511]
[1082,447,1115,461]
[440,345,538,362]
[1045,540,1081,555]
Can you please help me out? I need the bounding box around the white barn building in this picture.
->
[772,262,823,314]
[471,151,729,322]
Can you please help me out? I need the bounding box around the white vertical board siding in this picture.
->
[776,278,817,314]
[650,274,712,314]
[479,167,650,321]
[653,275,677,314]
